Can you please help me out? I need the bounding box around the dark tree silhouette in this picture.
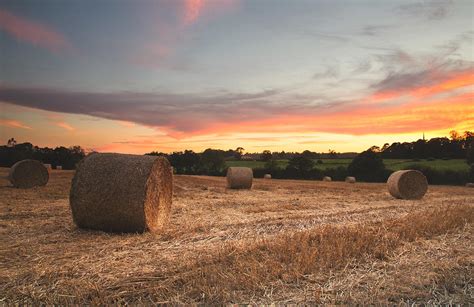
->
[348,149,387,182]
[260,150,272,161]
[0,141,85,169]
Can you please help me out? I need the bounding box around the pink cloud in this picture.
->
[0,8,71,53]
[135,0,239,67]
[0,119,32,130]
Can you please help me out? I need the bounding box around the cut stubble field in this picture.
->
[1,167,473,304]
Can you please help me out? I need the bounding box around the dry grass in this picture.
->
[164,205,473,304]
[1,168,473,304]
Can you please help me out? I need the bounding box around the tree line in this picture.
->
[2,130,473,185]
[0,138,86,170]
[378,131,474,160]
[146,130,474,185]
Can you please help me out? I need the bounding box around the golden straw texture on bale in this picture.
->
[264,174,272,179]
[8,159,49,188]
[387,170,428,200]
[323,176,332,182]
[69,153,172,233]
[226,167,253,189]
[345,176,356,183]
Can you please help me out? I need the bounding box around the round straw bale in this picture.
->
[264,174,272,179]
[226,167,253,189]
[44,163,52,170]
[345,176,356,183]
[323,176,332,182]
[69,153,172,233]
[387,170,428,200]
[56,165,62,170]
[8,159,49,188]
[466,183,474,188]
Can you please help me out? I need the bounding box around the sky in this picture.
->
[0,0,473,154]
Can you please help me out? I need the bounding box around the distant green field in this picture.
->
[226,158,470,172]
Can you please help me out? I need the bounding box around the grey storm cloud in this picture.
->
[0,86,337,133]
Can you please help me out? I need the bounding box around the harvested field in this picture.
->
[1,167,473,304]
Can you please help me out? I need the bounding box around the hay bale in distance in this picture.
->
[8,159,49,188]
[264,174,272,179]
[323,176,332,182]
[466,183,474,188]
[69,153,172,233]
[387,170,428,200]
[345,176,356,183]
[56,165,62,170]
[226,167,253,189]
[44,163,52,170]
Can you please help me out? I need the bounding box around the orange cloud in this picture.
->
[56,121,75,131]
[0,119,32,129]
[371,68,474,102]
[0,9,71,53]
[182,91,474,137]
[412,70,474,97]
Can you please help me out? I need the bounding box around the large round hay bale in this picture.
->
[226,167,253,189]
[387,170,428,200]
[8,159,49,188]
[345,176,356,183]
[466,183,474,188]
[69,153,172,233]
[264,174,272,179]
[322,176,332,182]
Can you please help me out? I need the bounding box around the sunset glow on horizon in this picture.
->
[1,0,473,154]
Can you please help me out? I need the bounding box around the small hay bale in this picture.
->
[264,174,272,179]
[69,153,172,233]
[226,167,253,189]
[56,165,62,170]
[466,183,474,188]
[322,176,332,182]
[345,176,356,183]
[387,170,428,200]
[44,163,52,170]
[8,159,49,188]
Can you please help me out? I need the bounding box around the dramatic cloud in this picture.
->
[371,67,474,100]
[0,8,71,53]
[0,86,290,137]
[1,66,472,137]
